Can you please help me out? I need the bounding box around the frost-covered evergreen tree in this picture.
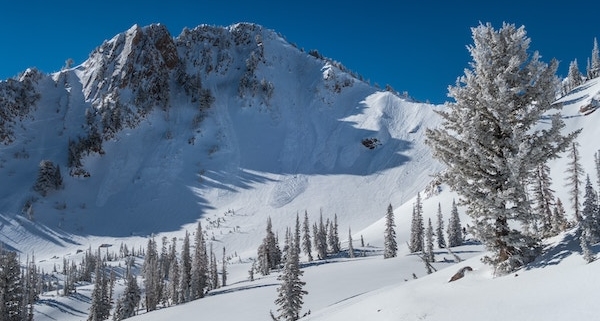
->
[271,219,307,321]
[426,218,435,263]
[347,227,355,258]
[314,213,328,260]
[257,217,282,275]
[409,194,424,253]
[167,237,179,305]
[142,237,161,312]
[88,255,111,321]
[565,142,584,223]
[582,175,600,243]
[328,214,340,254]
[208,244,219,291]
[551,198,569,235]
[594,150,600,192]
[302,211,313,262]
[0,250,24,321]
[532,162,556,237]
[447,203,463,249]
[179,231,192,303]
[435,203,446,249]
[426,22,579,274]
[221,247,227,287]
[33,160,63,196]
[567,59,583,91]
[383,203,397,258]
[588,37,600,79]
[190,222,208,299]
[113,271,140,320]
[21,254,38,321]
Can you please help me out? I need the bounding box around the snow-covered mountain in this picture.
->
[0,22,443,258]
[3,22,600,321]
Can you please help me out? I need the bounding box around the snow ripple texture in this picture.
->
[268,175,308,208]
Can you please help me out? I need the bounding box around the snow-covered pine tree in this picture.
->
[302,211,313,262]
[551,198,569,236]
[426,218,435,263]
[257,217,282,275]
[33,160,63,196]
[582,175,600,243]
[113,270,140,320]
[179,231,192,303]
[208,244,219,291]
[0,250,24,321]
[142,237,161,312]
[567,59,583,92]
[88,253,111,321]
[588,37,600,79]
[565,142,584,223]
[221,247,227,287]
[532,162,556,237]
[22,254,38,321]
[315,213,328,260]
[426,22,579,274]
[348,227,355,258]
[436,203,446,249]
[594,150,600,192]
[167,237,179,306]
[409,193,424,253]
[328,214,340,254]
[383,203,398,258]
[271,218,307,321]
[190,222,208,299]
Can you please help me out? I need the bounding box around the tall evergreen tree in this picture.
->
[435,203,446,248]
[113,271,140,320]
[426,22,578,274]
[551,198,569,235]
[167,237,180,305]
[257,217,282,275]
[142,237,161,312]
[179,231,192,303]
[0,250,24,321]
[532,162,556,236]
[594,150,600,192]
[208,244,219,291]
[383,203,398,258]
[221,247,227,288]
[409,193,424,253]
[447,200,463,248]
[565,142,584,223]
[567,59,583,91]
[271,219,307,321]
[315,213,328,260]
[582,175,600,243]
[302,211,313,262]
[425,218,435,263]
[328,214,340,254]
[348,227,355,258]
[88,254,111,321]
[589,37,600,79]
[190,222,208,299]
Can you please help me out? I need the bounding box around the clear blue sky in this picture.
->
[1,0,599,104]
